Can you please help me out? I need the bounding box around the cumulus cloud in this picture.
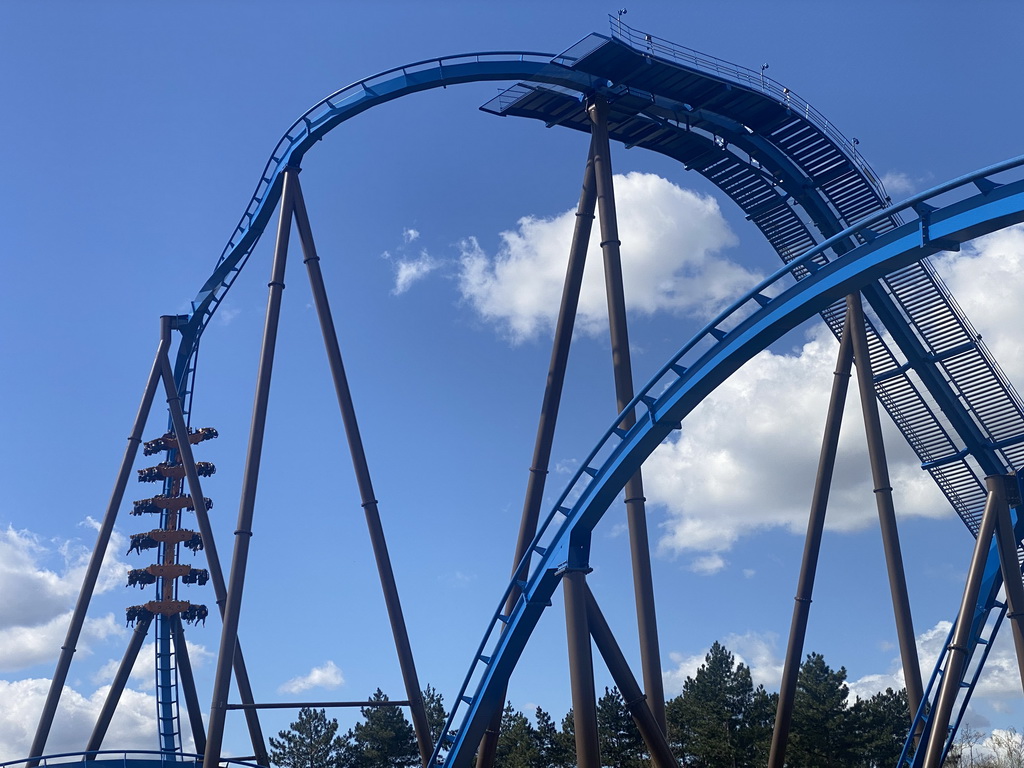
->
[403,228,420,243]
[458,172,752,343]
[0,678,156,761]
[646,326,948,563]
[278,660,345,694]
[663,630,783,695]
[0,523,131,673]
[932,224,1024,385]
[93,639,212,691]
[847,618,1023,707]
[880,170,932,199]
[0,612,121,673]
[393,252,440,295]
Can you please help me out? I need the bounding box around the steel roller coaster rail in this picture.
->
[22,17,1024,768]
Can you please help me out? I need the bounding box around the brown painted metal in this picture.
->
[847,292,924,720]
[204,166,298,767]
[921,477,1006,768]
[291,173,433,767]
[29,318,170,763]
[475,136,599,768]
[585,586,679,768]
[159,353,267,764]
[564,569,601,768]
[587,95,666,730]
[85,613,154,756]
[170,614,207,755]
[990,475,1024,692]
[226,700,413,710]
[768,315,854,768]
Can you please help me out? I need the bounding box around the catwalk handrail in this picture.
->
[607,15,888,198]
[432,155,1024,767]
[0,751,262,768]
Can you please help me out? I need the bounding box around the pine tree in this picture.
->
[342,689,419,768]
[596,687,646,768]
[850,687,909,767]
[422,685,448,748]
[534,706,573,768]
[668,641,756,767]
[269,707,346,768]
[788,652,854,768]
[495,702,539,768]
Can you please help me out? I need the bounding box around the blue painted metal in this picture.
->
[170,54,606,401]
[0,752,261,768]
[902,490,1024,767]
[155,26,1024,766]
[486,23,1024,541]
[432,164,1024,768]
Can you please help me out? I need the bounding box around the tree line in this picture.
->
[268,642,923,768]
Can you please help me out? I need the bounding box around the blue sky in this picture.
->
[2,0,1024,759]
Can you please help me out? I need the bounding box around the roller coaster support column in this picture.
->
[475,138,598,768]
[28,317,170,764]
[158,344,266,764]
[848,293,924,720]
[768,316,854,768]
[205,166,297,767]
[171,615,207,755]
[921,475,1015,768]
[564,562,601,768]
[291,171,433,767]
[992,478,1024,691]
[85,612,154,756]
[588,95,666,731]
[585,585,678,768]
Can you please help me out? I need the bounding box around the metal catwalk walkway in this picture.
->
[24,18,1024,768]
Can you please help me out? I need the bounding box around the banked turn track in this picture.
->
[159,21,1024,768]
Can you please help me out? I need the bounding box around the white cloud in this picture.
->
[881,170,931,198]
[93,639,212,691]
[0,612,122,673]
[932,224,1024,385]
[403,228,420,243]
[848,618,1024,707]
[689,554,726,575]
[458,172,751,343]
[278,660,345,694]
[647,326,948,559]
[663,630,783,695]
[393,251,439,295]
[0,678,156,762]
[0,523,132,673]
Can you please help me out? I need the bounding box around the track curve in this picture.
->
[171,52,605,391]
[163,24,1024,767]
[434,160,1024,768]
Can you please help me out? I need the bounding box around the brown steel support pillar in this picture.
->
[588,95,666,731]
[291,174,432,767]
[921,477,1006,768]
[767,316,854,768]
[170,615,207,755]
[85,613,154,756]
[847,292,924,719]
[29,319,170,763]
[585,586,679,768]
[159,353,268,764]
[564,568,601,768]
[475,136,599,768]
[992,475,1024,692]
[204,166,298,767]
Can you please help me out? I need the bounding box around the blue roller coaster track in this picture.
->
[31,16,1024,768]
